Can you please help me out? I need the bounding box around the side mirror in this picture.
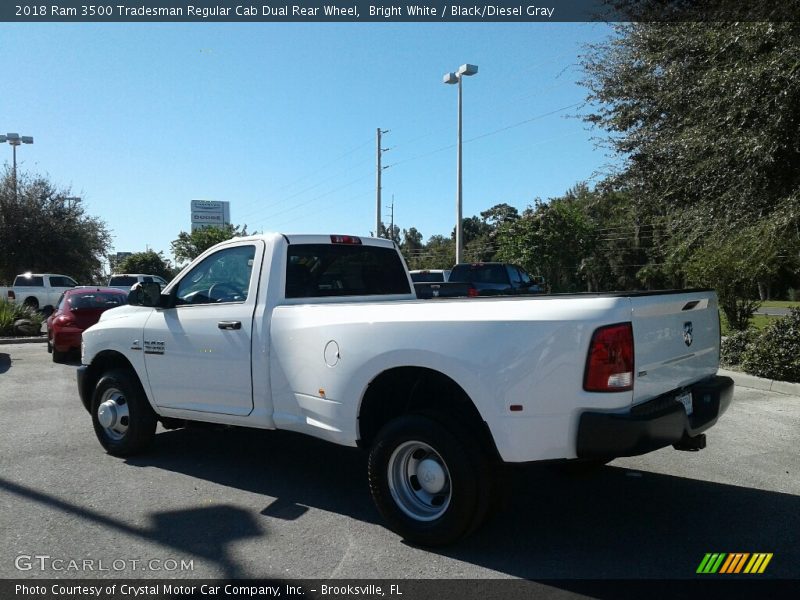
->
[128,282,164,307]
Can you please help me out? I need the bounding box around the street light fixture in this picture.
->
[0,132,34,196]
[443,64,478,265]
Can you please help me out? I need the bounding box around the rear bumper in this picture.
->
[576,375,734,458]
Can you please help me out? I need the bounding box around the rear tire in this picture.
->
[23,297,39,311]
[51,348,67,363]
[91,368,157,456]
[368,413,493,546]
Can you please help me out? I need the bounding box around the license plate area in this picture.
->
[676,389,693,416]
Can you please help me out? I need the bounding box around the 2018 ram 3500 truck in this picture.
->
[77,233,732,545]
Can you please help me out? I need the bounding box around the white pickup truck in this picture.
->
[0,272,78,311]
[77,233,732,545]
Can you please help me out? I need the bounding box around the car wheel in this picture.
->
[91,368,157,456]
[46,337,53,354]
[368,413,493,546]
[23,297,39,311]
[52,347,67,363]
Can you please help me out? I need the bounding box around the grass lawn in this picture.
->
[760,300,800,309]
[719,301,799,336]
[720,312,785,336]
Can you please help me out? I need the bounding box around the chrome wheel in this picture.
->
[388,440,452,521]
[96,388,130,441]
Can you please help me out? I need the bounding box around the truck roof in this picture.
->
[217,232,397,249]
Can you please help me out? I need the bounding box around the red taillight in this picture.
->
[583,322,634,392]
[467,286,478,297]
[330,235,362,245]
[55,314,75,326]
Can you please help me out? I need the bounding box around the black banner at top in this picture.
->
[2,0,799,23]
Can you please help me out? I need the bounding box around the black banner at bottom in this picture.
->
[2,579,798,600]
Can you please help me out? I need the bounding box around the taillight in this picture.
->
[55,314,75,326]
[583,322,634,392]
[8,290,15,300]
[330,235,362,245]
[467,287,478,297]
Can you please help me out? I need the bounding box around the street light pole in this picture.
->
[0,133,34,197]
[443,65,478,265]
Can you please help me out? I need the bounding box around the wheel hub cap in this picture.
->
[97,400,118,428]
[416,458,446,494]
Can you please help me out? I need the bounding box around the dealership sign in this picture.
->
[191,200,230,231]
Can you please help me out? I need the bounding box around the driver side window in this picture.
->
[175,245,256,306]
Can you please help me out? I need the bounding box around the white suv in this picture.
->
[107,273,169,291]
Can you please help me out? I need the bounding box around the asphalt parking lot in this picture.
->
[1,342,798,586]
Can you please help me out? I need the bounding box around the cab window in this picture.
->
[175,245,256,306]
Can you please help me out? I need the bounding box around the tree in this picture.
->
[581,22,800,297]
[480,203,519,229]
[495,192,595,293]
[116,251,175,281]
[0,169,111,284]
[171,224,247,264]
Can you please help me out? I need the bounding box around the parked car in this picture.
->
[0,273,78,312]
[108,273,169,291]
[448,262,545,295]
[47,287,128,362]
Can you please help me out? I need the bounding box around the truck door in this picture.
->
[142,241,264,416]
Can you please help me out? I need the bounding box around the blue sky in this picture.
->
[2,22,616,263]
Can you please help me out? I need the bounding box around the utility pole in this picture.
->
[376,128,389,237]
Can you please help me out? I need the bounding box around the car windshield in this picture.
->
[67,292,126,310]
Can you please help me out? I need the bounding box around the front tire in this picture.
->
[91,368,157,456]
[368,414,493,546]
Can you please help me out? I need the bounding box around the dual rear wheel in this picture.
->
[368,414,495,546]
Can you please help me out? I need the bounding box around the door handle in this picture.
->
[218,321,242,330]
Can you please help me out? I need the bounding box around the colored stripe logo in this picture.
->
[697,553,773,574]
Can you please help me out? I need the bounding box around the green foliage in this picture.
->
[171,224,247,264]
[116,251,175,281]
[581,22,800,307]
[0,168,112,283]
[495,185,597,292]
[582,22,800,222]
[720,329,758,367]
[0,298,43,336]
[740,308,800,383]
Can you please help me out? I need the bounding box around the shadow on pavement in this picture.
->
[0,353,10,374]
[0,476,262,579]
[3,423,797,584]
[123,427,799,581]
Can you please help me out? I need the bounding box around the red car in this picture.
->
[47,287,128,362]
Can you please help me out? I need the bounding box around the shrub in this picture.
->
[720,328,758,366]
[740,308,800,383]
[0,298,44,336]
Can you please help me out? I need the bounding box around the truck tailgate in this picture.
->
[631,290,720,404]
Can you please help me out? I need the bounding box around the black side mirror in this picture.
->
[128,282,164,307]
